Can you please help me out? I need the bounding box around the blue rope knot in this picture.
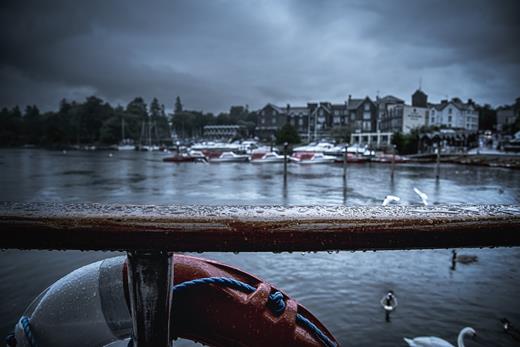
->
[267,291,286,316]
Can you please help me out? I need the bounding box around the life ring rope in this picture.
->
[171,277,337,347]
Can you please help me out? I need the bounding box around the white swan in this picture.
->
[404,327,476,347]
[413,187,429,206]
[382,195,400,206]
[380,291,398,312]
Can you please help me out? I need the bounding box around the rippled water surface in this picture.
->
[1,149,519,346]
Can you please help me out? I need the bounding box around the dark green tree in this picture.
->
[174,96,183,114]
[477,104,497,131]
[126,97,148,118]
[276,123,300,145]
[392,130,419,154]
[150,97,162,118]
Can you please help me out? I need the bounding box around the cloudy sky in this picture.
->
[1,0,519,113]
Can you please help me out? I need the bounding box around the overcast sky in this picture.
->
[1,0,519,113]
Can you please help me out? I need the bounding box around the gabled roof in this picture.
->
[261,103,285,113]
[379,95,404,104]
[432,98,474,112]
[318,103,331,113]
[347,99,364,110]
[347,97,372,110]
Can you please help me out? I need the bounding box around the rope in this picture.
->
[20,316,38,347]
[172,277,336,347]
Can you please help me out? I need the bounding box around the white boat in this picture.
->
[117,144,135,151]
[293,142,335,153]
[209,151,250,163]
[191,142,241,152]
[250,152,285,164]
[289,152,336,164]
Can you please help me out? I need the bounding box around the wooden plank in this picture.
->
[0,202,519,251]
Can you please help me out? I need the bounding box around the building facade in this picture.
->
[384,104,429,134]
[256,91,481,142]
[429,98,478,131]
[257,97,378,141]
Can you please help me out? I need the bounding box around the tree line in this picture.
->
[0,96,257,147]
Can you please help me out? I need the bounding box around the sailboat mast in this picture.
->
[121,117,125,141]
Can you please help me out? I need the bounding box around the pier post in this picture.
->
[343,145,348,180]
[435,144,441,180]
[127,251,173,347]
[283,142,288,182]
[391,145,396,179]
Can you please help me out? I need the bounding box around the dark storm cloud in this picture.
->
[1,0,519,112]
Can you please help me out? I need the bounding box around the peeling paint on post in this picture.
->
[127,251,173,347]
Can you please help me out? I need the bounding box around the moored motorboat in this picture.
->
[209,151,250,163]
[333,153,369,163]
[250,152,285,164]
[293,142,335,153]
[290,152,336,164]
[371,153,409,163]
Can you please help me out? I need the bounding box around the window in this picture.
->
[271,117,276,124]
[261,118,265,124]
[363,111,371,120]
[364,103,370,111]
[448,108,452,114]
[448,116,452,123]
[431,117,435,123]
[299,118,303,126]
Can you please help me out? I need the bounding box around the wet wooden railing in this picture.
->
[1,202,520,347]
[1,203,519,251]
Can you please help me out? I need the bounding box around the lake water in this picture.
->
[1,149,519,346]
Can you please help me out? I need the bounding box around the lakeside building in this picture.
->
[380,90,429,134]
[429,98,479,131]
[375,95,405,131]
[384,104,429,134]
[256,96,378,141]
[256,89,481,144]
[497,97,520,132]
[350,131,393,147]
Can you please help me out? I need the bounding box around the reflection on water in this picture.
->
[0,149,519,346]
